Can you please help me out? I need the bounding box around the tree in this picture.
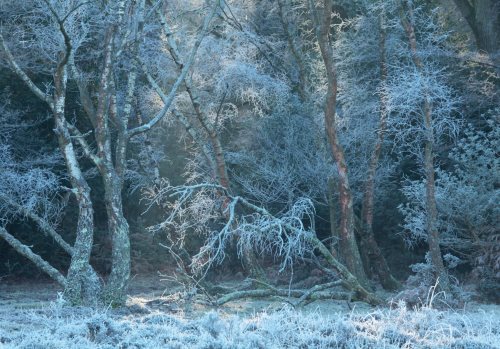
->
[389,0,462,292]
[306,0,369,287]
[334,3,400,290]
[0,0,101,304]
[401,112,499,298]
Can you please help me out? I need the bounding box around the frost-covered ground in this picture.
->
[0,279,499,348]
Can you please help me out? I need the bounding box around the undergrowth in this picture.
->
[0,297,499,349]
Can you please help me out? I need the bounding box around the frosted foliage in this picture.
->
[144,183,317,275]
[381,4,461,155]
[396,252,466,306]
[400,114,499,274]
[1,303,499,348]
[318,4,395,202]
[145,182,222,241]
[334,9,382,126]
[243,199,312,270]
[228,111,334,206]
[192,19,290,117]
[0,146,62,225]
[386,64,460,151]
[0,105,63,226]
[1,0,95,72]
[213,61,290,117]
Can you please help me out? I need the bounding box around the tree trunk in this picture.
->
[102,175,130,306]
[358,15,400,290]
[400,0,451,292]
[453,0,499,59]
[327,177,340,258]
[55,116,100,305]
[308,0,369,288]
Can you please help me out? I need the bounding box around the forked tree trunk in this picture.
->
[400,0,451,292]
[1,29,100,304]
[91,28,131,306]
[308,0,369,288]
[54,91,100,305]
[358,15,400,290]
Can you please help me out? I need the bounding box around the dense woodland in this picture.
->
[0,0,498,311]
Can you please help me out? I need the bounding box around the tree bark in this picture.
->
[327,177,340,258]
[400,0,451,292]
[54,115,99,305]
[92,27,131,306]
[308,0,369,287]
[102,175,130,305]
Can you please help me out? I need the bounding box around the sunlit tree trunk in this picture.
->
[307,0,369,287]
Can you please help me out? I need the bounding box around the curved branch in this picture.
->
[216,286,351,306]
[154,183,382,305]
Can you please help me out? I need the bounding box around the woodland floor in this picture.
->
[0,275,499,348]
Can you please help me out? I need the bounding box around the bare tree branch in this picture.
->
[0,33,55,110]
[128,1,219,137]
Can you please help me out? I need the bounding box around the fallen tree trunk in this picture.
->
[216,287,353,306]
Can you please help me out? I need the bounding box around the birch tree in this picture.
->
[0,0,219,305]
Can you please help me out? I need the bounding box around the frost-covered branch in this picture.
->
[66,124,102,167]
[0,226,66,286]
[145,182,382,305]
[128,1,220,137]
[0,33,54,110]
[0,192,73,256]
